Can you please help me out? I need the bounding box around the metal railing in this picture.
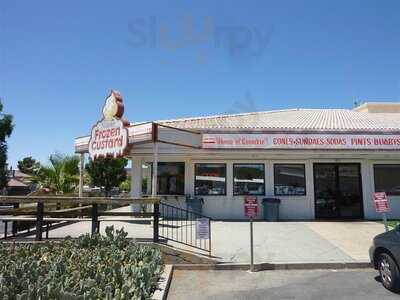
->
[159,202,212,255]
[0,196,160,241]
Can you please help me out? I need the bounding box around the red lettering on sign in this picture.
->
[373,192,390,213]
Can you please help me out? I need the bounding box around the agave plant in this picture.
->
[34,153,80,194]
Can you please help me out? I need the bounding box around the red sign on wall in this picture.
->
[374,192,390,213]
[244,196,258,218]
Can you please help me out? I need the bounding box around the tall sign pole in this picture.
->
[78,153,84,197]
[244,196,258,272]
[250,216,254,272]
[151,123,159,198]
[151,123,159,242]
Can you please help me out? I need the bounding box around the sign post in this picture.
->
[250,217,254,271]
[373,192,390,232]
[244,196,258,272]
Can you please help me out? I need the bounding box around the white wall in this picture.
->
[136,156,315,220]
[130,145,400,220]
[364,160,400,220]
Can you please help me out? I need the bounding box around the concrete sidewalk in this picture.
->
[25,220,154,240]
[42,220,384,263]
[209,221,385,263]
[18,206,385,264]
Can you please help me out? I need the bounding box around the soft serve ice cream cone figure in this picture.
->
[88,90,130,160]
[102,90,124,121]
[103,94,118,121]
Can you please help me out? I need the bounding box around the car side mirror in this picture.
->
[396,224,400,232]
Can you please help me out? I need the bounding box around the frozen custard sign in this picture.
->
[88,90,129,160]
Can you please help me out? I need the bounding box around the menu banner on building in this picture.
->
[89,90,130,160]
[202,133,400,150]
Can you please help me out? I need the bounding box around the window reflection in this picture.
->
[233,164,265,195]
[274,164,306,196]
[143,162,185,195]
[374,164,400,196]
[195,164,226,195]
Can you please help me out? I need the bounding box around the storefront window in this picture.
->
[195,163,226,195]
[374,164,400,196]
[233,164,265,195]
[274,164,306,196]
[145,162,185,195]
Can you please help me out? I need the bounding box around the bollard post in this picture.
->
[153,203,159,243]
[45,223,49,239]
[91,203,98,235]
[4,221,7,239]
[36,202,44,241]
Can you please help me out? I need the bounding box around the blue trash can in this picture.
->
[262,198,281,221]
[186,196,204,216]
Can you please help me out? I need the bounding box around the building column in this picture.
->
[78,153,85,197]
[151,143,159,197]
[184,158,192,196]
[130,157,142,212]
[226,161,233,200]
[305,160,315,219]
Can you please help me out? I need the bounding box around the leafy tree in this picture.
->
[0,99,14,189]
[119,176,131,193]
[17,156,41,175]
[35,153,80,194]
[85,157,128,197]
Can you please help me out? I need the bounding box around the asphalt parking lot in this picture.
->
[168,269,399,300]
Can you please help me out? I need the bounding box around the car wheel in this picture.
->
[378,253,400,293]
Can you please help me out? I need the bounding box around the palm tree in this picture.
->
[35,153,80,194]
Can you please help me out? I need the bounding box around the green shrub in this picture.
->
[0,226,163,300]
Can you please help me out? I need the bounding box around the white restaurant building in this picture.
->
[75,102,400,220]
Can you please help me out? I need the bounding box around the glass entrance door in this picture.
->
[314,164,363,219]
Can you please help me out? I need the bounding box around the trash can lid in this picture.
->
[262,198,281,204]
[186,197,204,203]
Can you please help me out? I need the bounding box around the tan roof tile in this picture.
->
[158,109,400,133]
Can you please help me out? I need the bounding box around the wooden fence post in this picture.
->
[36,202,44,241]
[12,203,19,236]
[91,203,98,235]
[153,203,159,243]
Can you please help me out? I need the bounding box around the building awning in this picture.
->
[75,103,400,153]
[75,122,202,153]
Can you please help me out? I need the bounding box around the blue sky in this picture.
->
[1,0,399,167]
